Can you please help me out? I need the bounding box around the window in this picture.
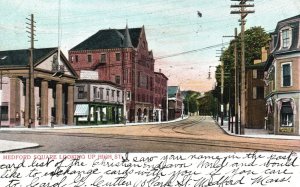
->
[100,54,106,63]
[112,90,115,99]
[257,86,264,99]
[106,89,110,98]
[75,55,78,62]
[252,87,257,99]
[117,91,120,98]
[281,102,293,127]
[78,86,85,99]
[282,29,291,48]
[257,70,264,79]
[252,70,257,79]
[93,86,97,98]
[87,54,92,63]
[127,91,131,101]
[115,76,120,84]
[282,63,291,87]
[71,56,74,63]
[116,53,120,61]
[125,69,128,83]
[253,86,256,99]
[100,88,104,100]
[0,106,8,121]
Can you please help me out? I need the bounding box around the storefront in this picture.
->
[74,79,124,125]
[74,103,123,125]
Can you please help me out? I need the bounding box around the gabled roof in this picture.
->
[0,47,78,78]
[70,27,142,51]
[0,47,57,67]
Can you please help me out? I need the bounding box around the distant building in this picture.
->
[154,70,168,122]
[245,47,268,129]
[168,86,183,120]
[74,79,123,125]
[0,48,77,127]
[69,25,155,123]
[264,15,300,135]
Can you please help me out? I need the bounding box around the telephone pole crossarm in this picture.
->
[230,0,254,134]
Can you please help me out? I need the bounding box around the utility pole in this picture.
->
[231,0,254,134]
[0,71,2,128]
[26,14,36,128]
[223,28,239,134]
[221,53,224,126]
[234,28,239,134]
[216,48,224,126]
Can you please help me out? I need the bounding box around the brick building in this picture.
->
[264,15,300,135]
[245,48,267,129]
[154,70,168,122]
[69,25,155,122]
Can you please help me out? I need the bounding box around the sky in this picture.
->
[0,0,300,92]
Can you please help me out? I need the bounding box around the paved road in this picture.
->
[1,116,300,153]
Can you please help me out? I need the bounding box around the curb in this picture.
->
[0,140,40,153]
[213,118,300,140]
[0,116,189,132]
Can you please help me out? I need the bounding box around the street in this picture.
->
[1,116,300,153]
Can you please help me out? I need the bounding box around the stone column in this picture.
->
[9,78,20,126]
[55,83,63,124]
[40,80,49,125]
[25,78,30,126]
[67,84,74,125]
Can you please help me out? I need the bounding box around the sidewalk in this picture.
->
[0,117,188,152]
[0,140,39,153]
[216,118,300,140]
[0,116,189,131]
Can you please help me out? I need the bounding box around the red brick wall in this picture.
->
[154,72,168,108]
[69,28,156,118]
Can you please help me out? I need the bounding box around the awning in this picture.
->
[276,98,296,114]
[74,104,89,116]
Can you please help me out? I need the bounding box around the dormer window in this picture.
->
[281,28,292,49]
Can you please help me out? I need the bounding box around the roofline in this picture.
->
[278,14,300,24]
[76,79,123,89]
[154,71,168,80]
[70,27,143,51]
[33,47,79,78]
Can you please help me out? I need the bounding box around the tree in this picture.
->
[213,26,270,116]
[183,90,201,115]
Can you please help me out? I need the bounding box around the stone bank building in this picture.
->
[0,48,77,127]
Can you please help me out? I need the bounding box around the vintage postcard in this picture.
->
[0,0,300,186]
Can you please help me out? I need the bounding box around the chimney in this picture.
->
[261,47,268,62]
[159,69,161,73]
